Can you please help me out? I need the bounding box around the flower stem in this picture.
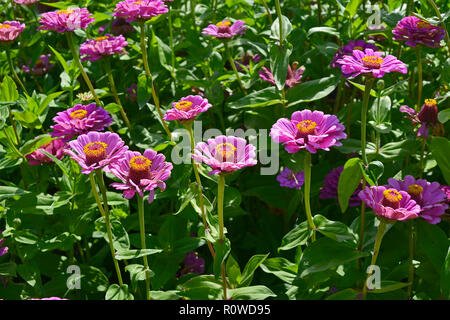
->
[375,91,381,154]
[138,21,172,140]
[168,5,176,80]
[304,151,316,242]
[333,78,344,115]
[137,195,151,300]
[6,47,28,95]
[94,170,124,287]
[224,41,247,95]
[89,173,106,217]
[416,46,422,111]
[261,0,273,25]
[218,174,227,299]
[361,77,374,165]
[407,220,416,299]
[362,219,388,299]
[419,138,427,178]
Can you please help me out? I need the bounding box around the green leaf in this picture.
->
[438,108,450,124]
[0,76,19,102]
[370,96,391,122]
[279,221,311,251]
[213,237,231,279]
[48,45,70,75]
[137,74,152,109]
[226,255,242,287]
[441,246,450,299]
[0,185,30,201]
[0,106,9,130]
[313,215,358,248]
[345,0,363,17]
[367,161,384,184]
[270,15,293,43]
[0,262,17,277]
[428,137,450,185]
[307,27,340,38]
[20,135,53,156]
[348,80,377,97]
[94,217,130,251]
[269,42,292,91]
[39,150,71,179]
[338,158,363,213]
[260,257,297,284]
[227,87,283,109]
[104,103,122,114]
[229,285,277,300]
[326,288,360,300]
[178,275,223,300]
[115,248,163,260]
[369,121,392,134]
[125,264,154,291]
[105,284,134,300]
[369,281,411,294]
[240,254,269,287]
[376,139,421,160]
[287,76,339,107]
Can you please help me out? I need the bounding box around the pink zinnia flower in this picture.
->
[66,131,128,174]
[163,95,212,123]
[113,0,168,22]
[336,48,407,78]
[22,54,54,75]
[202,20,246,39]
[80,34,128,61]
[393,16,445,48]
[270,110,347,154]
[26,138,66,165]
[319,166,362,207]
[14,0,39,5]
[109,149,173,203]
[400,99,440,138]
[277,168,305,190]
[50,103,113,142]
[358,186,421,222]
[38,8,95,33]
[192,135,257,175]
[0,21,25,42]
[387,175,448,224]
[259,62,306,88]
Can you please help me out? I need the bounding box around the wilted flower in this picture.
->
[270,110,347,154]
[163,95,212,123]
[50,103,113,141]
[192,135,257,175]
[202,20,246,39]
[0,21,25,42]
[331,40,379,76]
[387,175,448,224]
[336,48,407,78]
[26,138,66,165]
[259,62,306,88]
[393,16,445,48]
[358,186,420,222]
[277,168,305,190]
[176,252,205,277]
[38,8,95,33]
[66,131,128,174]
[80,34,128,61]
[109,149,173,203]
[22,54,54,76]
[400,99,440,138]
[14,0,39,4]
[319,166,362,206]
[113,0,168,22]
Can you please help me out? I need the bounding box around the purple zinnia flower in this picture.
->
[38,8,95,33]
[441,185,450,205]
[331,40,379,77]
[259,62,306,88]
[66,131,128,175]
[113,0,168,22]
[400,99,440,138]
[109,149,173,203]
[202,20,246,39]
[393,16,445,48]
[26,138,67,165]
[22,54,54,76]
[0,21,25,42]
[270,110,347,154]
[79,34,128,61]
[192,135,257,175]
[234,52,260,72]
[277,168,305,190]
[319,166,362,206]
[50,103,113,142]
[163,95,212,123]
[358,186,420,222]
[387,175,448,224]
[14,0,39,4]
[176,252,205,277]
[0,231,8,257]
[336,48,407,78]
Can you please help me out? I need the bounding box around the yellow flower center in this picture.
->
[424,98,437,106]
[361,56,383,69]
[70,109,88,120]
[216,142,236,159]
[57,9,74,15]
[296,120,317,135]
[416,20,431,29]
[129,156,152,171]
[133,1,142,4]
[383,189,403,203]
[95,36,110,41]
[216,20,231,27]
[408,184,423,196]
[0,24,11,29]
[174,100,193,111]
[83,141,107,158]
[353,46,364,51]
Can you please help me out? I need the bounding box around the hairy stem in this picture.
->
[304,152,316,242]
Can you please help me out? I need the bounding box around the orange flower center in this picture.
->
[296,120,317,135]
[84,142,107,157]
[174,100,193,111]
[361,56,383,69]
[95,36,110,41]
[408,184,423,196]
[424,98,437,106]
[216,20,231,27]
[70,109,88,120]
[353,46,364,51]
[0,24,11,29]
[383,189,403,203]
[216,142,236,159]
[129,156,152,171]
[416,21,431,29]
[57,9,74,15]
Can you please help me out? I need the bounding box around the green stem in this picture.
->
[419,138,426,178]
[281,87,286,116]
[89,173,106,217]
[407,220,416,299]
[6,47,28,95]
[137,195,151,300]
[375,92,381,154]
[333,79,344,114]
[427,0,450,54]
[190,0,196,31]
[361,77,374,165]
[261,0,273,25]
[218,174,227,300]
[416,46,422,111]
[274,0,283,44]
[168,5,176,79]
[65,32,101,106]
[304,152,316,242]
[95,170,124,287]
[224,41,247,95]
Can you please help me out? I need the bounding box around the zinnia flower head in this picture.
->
[66,131,128,174]
[0,231,8,257]
[14,0,39,5]
[113,0,168,22]
[176,252,205,278]
[336,48,407,78]
[22,54,54,75]
[259,62,306,88]
[331,40,379,76]
[38,8,95,33]
[277,168,305,190]
[234,52,260,72]
[400,99,440,138]
[387,175,448,224]
[202,19,246,39]
[163,95,212,123]
[441,185,450,205]
[270,110,347,154]
[80,34,128,61]
[109,149,173,203]
[26,138,66,165]
[319,166,362,206]
[393,16,445,48]
[358,186,421,222]
[0,21,25,42]
[50,103,113,142]
[192,135,257,175]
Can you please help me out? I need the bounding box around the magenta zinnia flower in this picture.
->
[387,175,448,224]
[50,103,113,142]
[319,166,362,207]
[202,20,246,39]
[259,62,306,88]
[277,168,305,190]
[109,149,173,203]
[163,95,212,123]
[400,99,440,138]
[192,135,257,175]
[331,40,379,76]
[22,54,54,75]
[66,131,128,174]
[336,48,407,78]
[270,110,347,154]
[0,21,25,42]
[38,8,95,33]
[80,34,128,61]
[113,0,168,22]
[393,16,445,48]
[358,186,420,222]
[14,0,39,5]
[26,138,66,165]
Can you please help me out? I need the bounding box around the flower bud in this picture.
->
[376,79,385,90]
[418,99,439,125]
